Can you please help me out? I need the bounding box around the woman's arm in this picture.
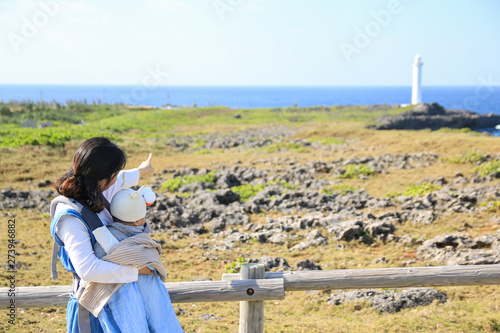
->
[56,215,139,283]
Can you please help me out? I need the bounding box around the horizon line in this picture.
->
[0,84,497,88]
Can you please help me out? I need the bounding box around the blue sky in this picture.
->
[0,0,499,86]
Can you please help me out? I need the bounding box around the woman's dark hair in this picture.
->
[55,137,127,212]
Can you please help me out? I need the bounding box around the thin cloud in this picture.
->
[242,0,270,12]
[0,2,14,11]
[60,1,98,15]
[144,0,195,12]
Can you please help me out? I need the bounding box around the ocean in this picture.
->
[1,85,499,115]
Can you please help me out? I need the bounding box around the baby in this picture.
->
[81,183,183,332]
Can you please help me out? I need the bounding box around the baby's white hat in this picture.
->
[110,174,156,222]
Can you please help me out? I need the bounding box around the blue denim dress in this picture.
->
[94,223,183,333]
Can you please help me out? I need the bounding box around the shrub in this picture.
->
[192,138,207,149]
[160,177,185,192]
[231,183,268,202]
[435,127,478,134]
[480,200,500,212]
[160,171,217,192]
[474,160,500,177]
[488,200,500,212]
[339,164,375,179]
[403,182,441,197]
[0,106,11,116]
[0,127,112,148]
[447,150,489,164]
[268,179,294,190]
[225,257,246,273]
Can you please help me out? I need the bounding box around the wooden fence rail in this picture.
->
[222,264,500,290]
[0,278,285,308]
[1,264,500,333]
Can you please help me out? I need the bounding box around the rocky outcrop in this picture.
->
[416,234,500,265]
[247,256,291,271]
[369,103,500,131]
[3,152,499,265]
[327,288,447,313]
[1,189,54,212]
[296,259,322,270]
[163,127,295,152]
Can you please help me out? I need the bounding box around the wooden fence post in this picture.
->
[239,263,265,333]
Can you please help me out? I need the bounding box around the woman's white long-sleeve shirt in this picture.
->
[54,169,140,283]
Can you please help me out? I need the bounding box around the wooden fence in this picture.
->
[1,264,500,332]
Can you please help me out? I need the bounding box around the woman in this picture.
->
[50,137,156,332]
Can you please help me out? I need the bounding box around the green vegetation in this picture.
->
[488,200,500,212]
[339,164,375,179]
[225,257,246,273]
[480,200,500,212]
[403,182,441,197]
[160,171,217,192]
[388,181,442,198]
[0,126,113,148]
[307,137,347,145]
[231,184,268,202]
[160,173,295,197]
[447,150,489,164]
[260,142,310,153]
[0,101,409,148]
[268,179,294,190]
[231,180,295,202]
[321,183,357,195]
[435,127,479,134]
[474,160,500,176]
[387,181,442,198]
[1,101,500,332]
[192,138,208,149]
[193,149,216,155]
[0,100,116,125]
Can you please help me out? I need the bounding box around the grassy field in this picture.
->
[0,102,499,332]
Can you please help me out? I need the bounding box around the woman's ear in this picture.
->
[99,173,118,191]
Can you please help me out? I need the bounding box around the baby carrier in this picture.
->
[50,196,110,333]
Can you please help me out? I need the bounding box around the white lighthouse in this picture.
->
[411,54,423,104]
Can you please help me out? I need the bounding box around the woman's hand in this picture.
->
[138,153,155,177]
[138,266,153,275]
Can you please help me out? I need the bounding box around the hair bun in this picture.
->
[74,174,84,183]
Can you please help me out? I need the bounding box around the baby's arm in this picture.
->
[103,169,140,202]
[93,226,120,253]
[97,224,155,274]
[102,153,155,202]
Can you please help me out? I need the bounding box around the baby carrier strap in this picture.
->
[50,196,111,279]
[49,195,110,224]
[50,196,110,333]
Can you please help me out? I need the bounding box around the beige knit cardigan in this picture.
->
[77,232,167,317]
